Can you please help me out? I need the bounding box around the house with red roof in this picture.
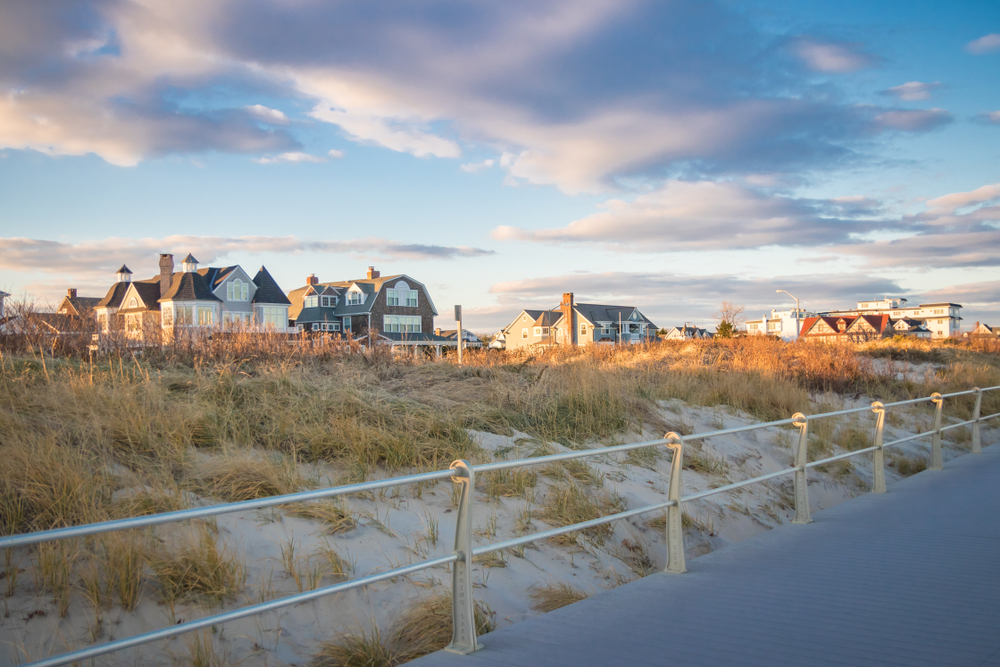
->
[799,314,894,342]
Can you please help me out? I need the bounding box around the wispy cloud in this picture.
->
[874,108,953,132]
[0,235,496,281]
[880,81,942,101]
[461,159,495,173]
[252,151,325,164]
[791,38,875,72]
[246,104,290,124]
[966,33,1000,55]
[974,111,1000,125]
[327,148,345,158]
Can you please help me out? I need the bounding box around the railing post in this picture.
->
[445,460,481,654]
[871,402,886,494]
[971,387,983,454]
[930,393,944,470]
[791,413,812,523]
[664,432,686,574]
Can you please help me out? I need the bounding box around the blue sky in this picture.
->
[0,0,998,332]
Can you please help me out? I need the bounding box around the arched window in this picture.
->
[128,298,137,309]
[228,279,248,301]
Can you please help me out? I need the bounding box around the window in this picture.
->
[348,291,364,305]
[197,307,214,326]
[406,290,418,307]
[128,297,137,309]
[384,315,421,333]
[321,295,336,307]
[542,327,549,336]
[522,329,528,339]
[320,322,341,332]
[580,324,588,335]
[227,279,249,302]
[304,295,318,308]
[934,309,944,315]
[534,327,541,336]
[260,306,286,328]
[602,326,611,335]
[386,289,399,306]
[176,306,193,325]
[312,323,320,331]
[162,309,173,326]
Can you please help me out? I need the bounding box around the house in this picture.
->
[287,266,455,353]
[746,308,817,340]
[500,293,658,350]
[56,289,101,317]
[970,322,998,339]
[94,253,291,340]
[823,297,962,339]
[799,315,894,342]
[663,323,712,340]
[0,290,8,320]
[890,317,932,339]
[435,328,484,348]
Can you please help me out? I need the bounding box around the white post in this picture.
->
[930,393,944,470]
[664,432,686,574]
[971,387,983,454]
[871,402,886,494]
[791,413,812,523]
[445,460,480,654]
[454,305,463,366]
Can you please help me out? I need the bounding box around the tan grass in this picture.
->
[189,451,305,502]
[527,582,589,612]
[535,483,625,546]
[286,500,357,534]
[151,524,246,605]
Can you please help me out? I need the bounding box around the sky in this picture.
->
[0,0,998,333]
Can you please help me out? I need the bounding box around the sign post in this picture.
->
[454,305,463,365]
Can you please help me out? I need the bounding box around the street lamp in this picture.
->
[776,289,801,339]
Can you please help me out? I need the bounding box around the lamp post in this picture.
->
[776,289,801,339]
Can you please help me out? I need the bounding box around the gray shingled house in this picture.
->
[500,293,658,350]
[287,266,455,353]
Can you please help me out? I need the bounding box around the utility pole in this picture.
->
[454,305,463,365]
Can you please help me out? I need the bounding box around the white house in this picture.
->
[823,298,962,339]
[746,308,817,340]
[663,323,712,340]
[0,290,9,320]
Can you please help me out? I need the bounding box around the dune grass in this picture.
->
[528,582,590,612]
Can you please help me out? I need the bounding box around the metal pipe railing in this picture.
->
[4,385,998,666]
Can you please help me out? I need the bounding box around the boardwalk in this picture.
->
[412,445,1000,667]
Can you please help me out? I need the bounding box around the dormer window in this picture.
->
[304,295,318,308]
[227,279,249,301]
[348,290,364,306]
[321,295,337,307]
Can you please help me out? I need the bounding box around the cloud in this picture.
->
[0,235,495,281]
[925,183,1000,214]
[873,108,953,132]
[791,38,875,72]
[492,180,879,251]
[246,104,290,124]
[252,151,324,164]
[327,148,345,158]
[974,111,1000,125]
[966,34,1000,55]
[880,81,942,101]
[0,1,938,191]
[461,159,495,173]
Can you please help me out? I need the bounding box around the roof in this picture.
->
[919,302,962,308]
[0,290,10,298]
[158,272,222,303]
[198,265,239,290]
[573,303,657,329]
[252,266,291,305]
[292,307,340,324]
[436,329,483,342]
[182,253,199,264]
[501,309,558,333]
[59,296,101,315]
[117,265,132,274]
[288,273,437,319]
[533,311,562,327]
[125,281,163,311]
[376,331,457,345]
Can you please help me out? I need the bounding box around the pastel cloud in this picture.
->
[880,81,942,101]
[975,111,1000,125]
[791,38,874,72]
[966,34,1000,54]
[461,159,495,173]
[874,108,953,132]
[0,1,950,192]
[252,151,324,164]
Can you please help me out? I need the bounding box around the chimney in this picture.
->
[435,327,442,336]
[159,254,174,296]
[367,266,380,279]
[561,292,575,346]
[68,288,77,299]
[307,273,319,286]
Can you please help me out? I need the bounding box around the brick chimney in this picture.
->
[561,292,575,346]
[159,254,174,296]
[367,266,380,279]
[307,273,319,286]
[435,327,442,336]
[67,288,77,299]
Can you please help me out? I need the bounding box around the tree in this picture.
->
[715,302,745,338]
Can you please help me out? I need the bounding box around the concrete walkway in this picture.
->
[412,445,1000,667]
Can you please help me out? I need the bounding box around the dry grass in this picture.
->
[151,524,246,605]
[313,593,496,667]
[892,454,928,476]
[528,582,589,612]
[189,451,305,502]
[535,483,626,546]
[480,467,538,500]
[287,500,357,534]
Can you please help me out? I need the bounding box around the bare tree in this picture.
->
[715,302,745,338]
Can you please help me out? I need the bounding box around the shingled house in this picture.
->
[287,266,455,353]
[799,315,895,342]
[94,253,291,340]
[500,293,658,350]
